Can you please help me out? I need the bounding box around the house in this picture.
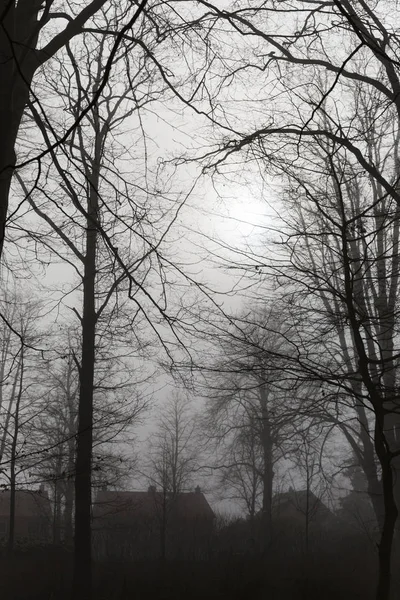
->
[273,488,335,526]
[0,486,52,544]
[271,488,338,550]
[92,485,215,559]
[336,489,377,534]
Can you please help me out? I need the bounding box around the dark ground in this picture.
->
[0,535,378,600]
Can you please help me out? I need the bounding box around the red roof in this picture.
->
[93,489,215,522]
[0,490,51,518]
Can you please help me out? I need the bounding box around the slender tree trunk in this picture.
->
[64,431,75,546]
[259,382,274,552]
[8,347,23,554]
[350,380,384,530]
[72,232,97,599]
[161,487,167,561]
[72,139,99,600]
[357,402,385,530]
[376,454,398,600]
[8,461,16,554]
[261,457,273,550]
[53,483,60,545]
[305,476,310,554]
[64,479,74,546]
[64,364,77,546]
[0,361,21,462]
[0,319,12,414]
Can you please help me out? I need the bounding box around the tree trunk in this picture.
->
[0,0,111,259]
[376,454,398,600]
[64,479,74,546]
[259,381,274,552]
[7,455,16,555]
[0,0,40,257]
[53,482,61,545]
[336,314,384,529]
[72,232,96,600]
[160,488,167,561]
[64,367,76,546]
[72,141,99,600]
[0,361,21,463]
[8,347,23,554]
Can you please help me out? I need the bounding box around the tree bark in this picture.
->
[259,381,274,552]
[337,203,397,600]
[64,478,74,546]
[72,130,100,600]
[8,346,23,555]
[53,480,61,545]
[64,362,77,546]
[161,488,167,561]
[375,447,398,600]
[0,0,43,255]
[0,0,110,260]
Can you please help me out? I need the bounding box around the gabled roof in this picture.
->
[0,489,51,518]
[273,489,333,522]
[93,488,215,522]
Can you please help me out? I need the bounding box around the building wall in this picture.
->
[92,514,214,560]
[0,515,51,544]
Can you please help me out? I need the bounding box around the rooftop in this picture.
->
[0,489,51,518]
[273,489,334,522]
[93,487,215,522]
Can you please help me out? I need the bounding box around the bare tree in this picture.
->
[199,305,300,552]
[150,5,400,595]
[219,413,263,522]
[290,425,332,554]
[0,0,148,259]
[0,289,45,552]
[1,2,235,594]
[33,338,145,546]
[146,392,199,559]
[12,28,156,597]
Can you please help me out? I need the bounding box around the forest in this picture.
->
[0,1,400,599]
